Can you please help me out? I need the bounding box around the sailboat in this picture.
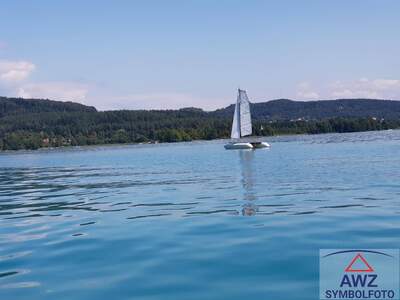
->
[224,89,270,150]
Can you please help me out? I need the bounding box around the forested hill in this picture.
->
[1,96,400,150]
[214,98,400,120]
[3,96,400,120]
[0,96,96,118]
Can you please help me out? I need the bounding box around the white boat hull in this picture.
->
[250,141,270,148]
[224,142,253,150]
[224,141,270,150]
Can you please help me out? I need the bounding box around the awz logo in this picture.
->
[320,249,399,300]
[340,253,377,288]
[340,274,378,288]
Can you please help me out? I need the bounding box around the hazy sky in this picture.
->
[1,0,400,110]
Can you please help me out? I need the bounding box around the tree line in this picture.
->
[1,109,399,150]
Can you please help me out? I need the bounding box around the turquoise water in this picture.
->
[0,130,399,300]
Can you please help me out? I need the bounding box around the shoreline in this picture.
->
[0,128,397,154]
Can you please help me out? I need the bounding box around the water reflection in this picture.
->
[0,130,395,224]
[238,150,258,216]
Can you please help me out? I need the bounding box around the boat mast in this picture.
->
[237,88,241,138]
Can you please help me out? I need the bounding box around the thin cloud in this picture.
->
[89,92,230,111]
[330,78,400,99]
[0,60,35,83]
[17,82,88,102]
[297,91,320,99]
[296,81,320,100]
[0,59,88,103]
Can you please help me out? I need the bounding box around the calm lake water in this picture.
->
[0,130,400,300]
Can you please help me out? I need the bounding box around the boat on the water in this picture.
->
[224,89,270,150]
[224,142,253,150]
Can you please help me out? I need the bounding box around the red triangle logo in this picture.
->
[345,253,374,272]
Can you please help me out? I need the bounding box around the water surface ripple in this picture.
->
[0,130,399,300]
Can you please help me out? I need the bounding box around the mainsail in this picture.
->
[238,89,252,137]
[230,89,252,139]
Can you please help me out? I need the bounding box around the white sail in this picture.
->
[238,89,252,137]
[230,94,240,139]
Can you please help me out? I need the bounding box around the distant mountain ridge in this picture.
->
[214,98,400,120]
[2,96,400,120]
[0,96,96,118]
